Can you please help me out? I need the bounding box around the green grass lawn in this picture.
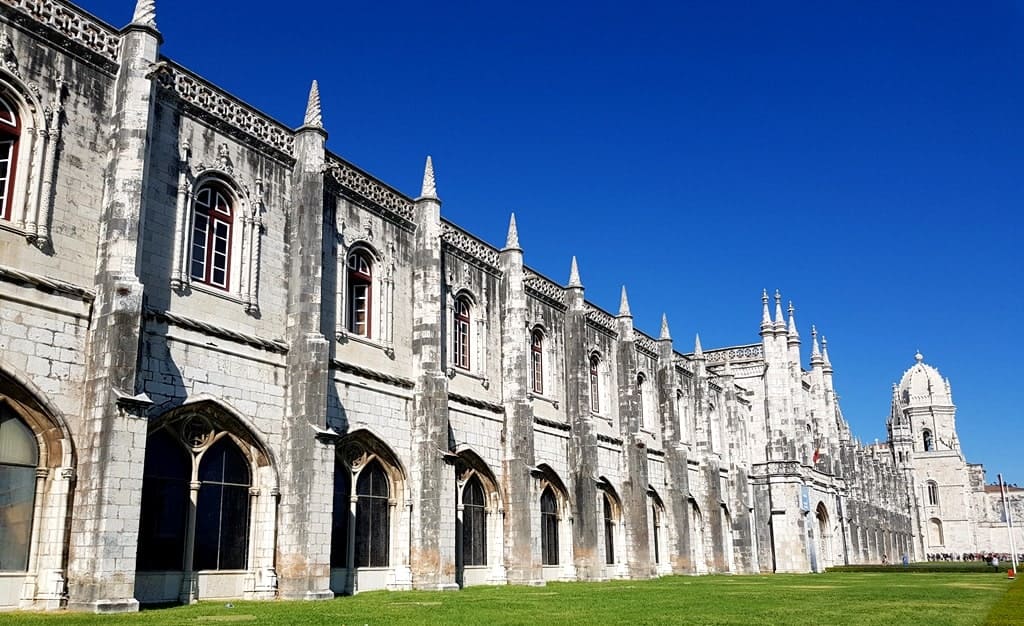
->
[3,573,1017,625]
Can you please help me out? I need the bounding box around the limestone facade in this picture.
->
[0,0,1014,613]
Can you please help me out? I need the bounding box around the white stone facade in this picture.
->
[0,0,1013,614]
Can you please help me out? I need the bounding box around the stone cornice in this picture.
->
[0,0,119,71]
[326,154,416,230]
[331,359,415,389]
[145,308,288,354]
[440,220,502,274]
[0,263,94,301]
[524,267,566,309]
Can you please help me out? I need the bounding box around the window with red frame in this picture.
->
[531,329,544,394]
[190,183,233,289]
[453,297,471,369]
[0,95,20,222]
[589,354,600,413]
[347,250,372,337]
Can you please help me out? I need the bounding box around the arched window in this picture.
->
[0,95,20,222]
[589,354,601,414]
[453,296,471,370]
[330,458,351,568]
[347,250,373,337]
[137,429,190,571]
[531,329,544,394]
[926,481,939,506]
[922,429,933,452]
[355,460,390,567]
[0,408,37,572]
[603,493,616,565]
[540,487,559,566]
[190,182,234,289]
[194,437,251,570]
[462,476,487,566]
[651,500,662,565]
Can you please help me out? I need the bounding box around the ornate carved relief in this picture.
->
[0,0,121,65]
[440,221,500,271]
[326,157,414,224]
[704,345,764,364]
[524,268,566,308]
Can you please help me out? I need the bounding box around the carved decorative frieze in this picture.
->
[585,303,617,334]
[523,268,566,308]
[326,156,414,224]
[633,331,658,357]
[153,61,295,160]
[0,0,120,65]
[704,344,764,364]
[440,221,501,271]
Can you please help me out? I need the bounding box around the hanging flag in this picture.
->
[813,448,821,464]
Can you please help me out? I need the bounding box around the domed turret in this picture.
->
[897,352,953,408]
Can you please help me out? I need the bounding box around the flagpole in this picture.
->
[998,473,1018,574]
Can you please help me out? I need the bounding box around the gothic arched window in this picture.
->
[453,296,471,370]
[603,493,616,565]
[651,500,663,565]
[331,459,351,568]
[922,429,934,452]
[531,329,544,395]
[0,95,20,222]
[355,460,390,567]
[462,475,487,566]
[541,487,559,566]
[636,373,649,429]
[194,437,251,570]
[347,250,373,337]
[589,354,601,414]
[137,429,190,571]
[190,182,234,289]
[0,409,37,571]
[927,481,939,506]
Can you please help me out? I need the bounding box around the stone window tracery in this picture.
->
[461,475,487,567]
[0,408,37,572]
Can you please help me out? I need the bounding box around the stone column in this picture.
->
[65,10,160,613]
[408,158,457,590]
[614,289,652,578]
[563,258,599,580]
[276,83,333,600]
[655,316,692,574]
[499,215,541,585]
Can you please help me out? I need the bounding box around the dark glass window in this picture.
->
[331,459,351,567]
[194,437,251,570]
[922,430,934,452]
[636,374,647,428]
[137,429,190,571]
[589,355,600,413]
[603,494,616,565]
[927,481,939,506]
[462,476,487,566]
[453,297,471,369]
[0,95,20,222]
[652,503,661,564]
[541,487,559,566]
[531,330,544,394]
[190,183,233,289]
[355,461,390,567]
[347,251,372,337]
[0,408,37,571]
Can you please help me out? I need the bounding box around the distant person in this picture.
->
[882,554,888,565]
[902,554,909,568]
[991,556,999,572]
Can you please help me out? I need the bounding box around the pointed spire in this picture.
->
[773,289,785,329]
[303,80,323,129]
[618,286,631,317]
[659,313,671,340]
[693,334,704,359]
[503,213,520,250]
[760,288,771,331]
[419,155,437,199]
[567,256,583,288]
[132,0,157,28]
[787,301,800,342]
[810,325,823,366]
[822,335,833,371]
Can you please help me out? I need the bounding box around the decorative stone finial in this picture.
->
[774,289,785,327]
[659,313,671,341]
[914,350,924,363]
[822,335,833,370]
[694,334,704,359]
[618,286,631,317]
[567,256,583,288]
[810,325,822,364]
[787,301,799,341]
[132,0,157,28]
[303,80,323,129]
[504,213,520,250]
[761,288,771,330]
[419,155,437,199]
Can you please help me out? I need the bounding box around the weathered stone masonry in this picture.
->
[1,0,1015,615]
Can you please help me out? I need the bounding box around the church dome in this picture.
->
[897,352,953,407]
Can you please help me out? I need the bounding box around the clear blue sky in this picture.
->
[92,1,1022,481]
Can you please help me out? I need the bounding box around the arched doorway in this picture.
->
[454,450,504,587]
[690,501,706,574]
[815,502,831,571]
